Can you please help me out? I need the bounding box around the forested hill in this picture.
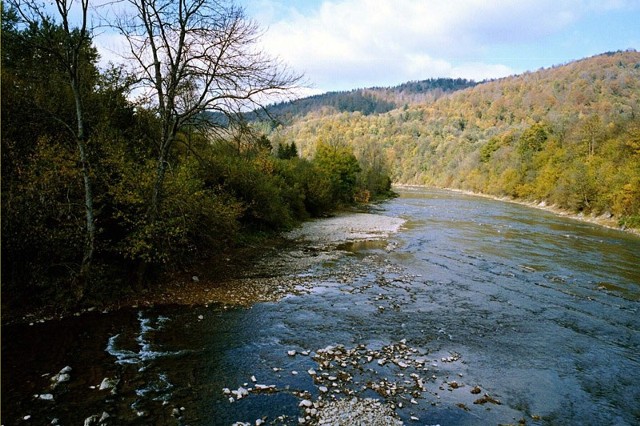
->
[269,50,640,228]
[258,78,477,123]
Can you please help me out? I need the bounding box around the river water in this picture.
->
[3,188,639,425]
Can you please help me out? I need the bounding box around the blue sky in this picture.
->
[236,0,640,94]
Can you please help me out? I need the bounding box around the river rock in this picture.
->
[38,393,54,401]
[99,377,118,391]
[83,414,100,426]
[315,397,403,425]
[231,387,249,399]
[51,366,72,387]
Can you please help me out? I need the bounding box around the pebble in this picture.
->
[231,387,249,400]
[51,366,72,387]
[98,377,118,391]
[315,398,402,425]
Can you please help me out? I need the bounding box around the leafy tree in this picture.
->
[518,123,550,157]
[276,142,298,159]
[111,0,302,250]
[314,140,361,204]
[6,0,98,298]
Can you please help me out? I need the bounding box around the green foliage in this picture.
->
[518,123,550,157]
[276,141,298,159]
[480,137,500,163]
[314,140,362,204]
[121,158,243,266]
[1,1,391,315]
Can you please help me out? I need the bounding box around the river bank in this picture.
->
[5,211,406,327]
[394,184,640,237]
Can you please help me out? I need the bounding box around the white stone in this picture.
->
[299,399,313,408]
[99,377,117,391]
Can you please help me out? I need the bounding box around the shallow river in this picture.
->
[3,188,640,425]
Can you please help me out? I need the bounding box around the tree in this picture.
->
[277,141,298,159]
[8,0,97,298]
[111,0,302,256]
[314,140,361,203]
[578,114,604,157]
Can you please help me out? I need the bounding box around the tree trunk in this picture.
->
[71,72,94,300]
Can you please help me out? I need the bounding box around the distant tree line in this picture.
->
[252,78,477,125]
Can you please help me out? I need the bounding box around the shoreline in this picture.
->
[3,211,406,326]
[394,184,640,237]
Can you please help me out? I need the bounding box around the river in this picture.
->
[2,188,639,425]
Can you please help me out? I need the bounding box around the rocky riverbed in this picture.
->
[4,189,639,425]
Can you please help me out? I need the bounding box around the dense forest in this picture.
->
[268,51,640,229]
[251,78,477,124]
[1,2,393,315]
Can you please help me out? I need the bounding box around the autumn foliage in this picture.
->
[272,51,640,227]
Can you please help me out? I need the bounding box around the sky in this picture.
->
[233,0,640,95]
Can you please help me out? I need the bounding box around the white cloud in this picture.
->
[251,0,635,91]
[93,32,130,67]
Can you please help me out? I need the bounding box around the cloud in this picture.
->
[251,0,636,91]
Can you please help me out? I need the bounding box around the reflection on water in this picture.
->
[3,188,639,425]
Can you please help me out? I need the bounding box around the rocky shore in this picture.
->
[10,211,406,326]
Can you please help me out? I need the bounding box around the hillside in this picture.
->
[258,78,477,124]
[267,51,640,227]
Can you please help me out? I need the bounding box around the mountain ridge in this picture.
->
[266,50,640,227]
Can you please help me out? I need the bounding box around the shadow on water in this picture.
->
[3,188,640,425]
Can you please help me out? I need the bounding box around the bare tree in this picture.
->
[110,0,303,223]
[9,0,96,298]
